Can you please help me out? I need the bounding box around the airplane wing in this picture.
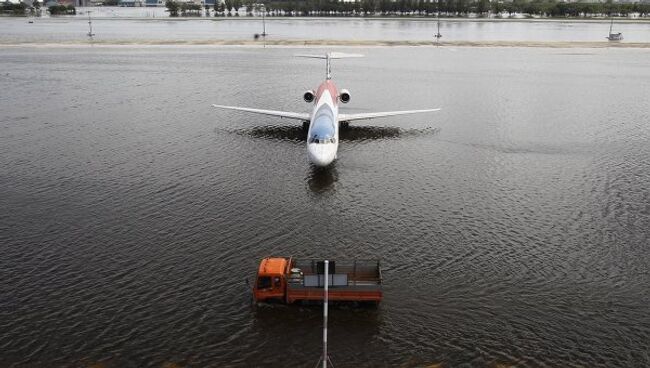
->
[338,108,441,122]
[212,104,310,121]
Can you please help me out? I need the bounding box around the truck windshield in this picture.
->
[257,276,271,289]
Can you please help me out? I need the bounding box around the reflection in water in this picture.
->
[230,125,440,142]
[251,303,381,366]
[3,46,650,368]
[253,302,381,326]
[235,125,306,142]
[307,166,338,193]
[6,15,650,43]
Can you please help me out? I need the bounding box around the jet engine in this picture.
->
[303,90,315,103]
[339,89,351,103]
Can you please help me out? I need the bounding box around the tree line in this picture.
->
[1,1,78,15]
[1,2,28,14]
[165,0,203,16]
[48,4,76,14]
[192,0,650,17]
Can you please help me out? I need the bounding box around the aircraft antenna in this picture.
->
[326,53,332,80]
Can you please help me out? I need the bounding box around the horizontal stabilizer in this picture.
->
[297,52,364,80]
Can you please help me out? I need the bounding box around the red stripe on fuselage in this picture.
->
[315,80,339,106]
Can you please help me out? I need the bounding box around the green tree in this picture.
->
[181,2,202,16]
[445,0,455,15]
[244,0,254,15]
[223,0,232,15]
[215,1,225,16]
[477,0,488,16]
[362,0,376,15]
[13,2,27,14]
[48,4,73,15]
[636,3,650,17]
[378,0,390,15]
[455,0,469,15]
[165,0,180,16]
[232,0,241,15]
[511,0,525,15]
[491,0,502,16]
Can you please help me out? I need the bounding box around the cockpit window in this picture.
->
[308,137,336,144]
[309,106,336,144]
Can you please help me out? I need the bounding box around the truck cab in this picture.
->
[254,257,289,302]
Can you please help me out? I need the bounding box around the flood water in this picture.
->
[1,46,649,367]
[1,12,650,43]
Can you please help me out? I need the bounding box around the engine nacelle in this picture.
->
[303,90,315,103]
[339,89,351,104]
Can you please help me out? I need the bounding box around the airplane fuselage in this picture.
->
[306,80,340,167]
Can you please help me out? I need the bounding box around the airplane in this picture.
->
[212,53,440,167]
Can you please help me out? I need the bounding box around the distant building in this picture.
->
[143,0,219,6]
[118,0,144,6]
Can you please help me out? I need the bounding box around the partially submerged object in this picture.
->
[87,12,95,38]
[253,257,383,304]
[606,18,622,41]
[434,12,442,43]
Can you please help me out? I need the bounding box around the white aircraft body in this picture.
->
[213,53,440,167]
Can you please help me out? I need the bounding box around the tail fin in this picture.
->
[296,52,364,80]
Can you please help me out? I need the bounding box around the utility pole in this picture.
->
[87,11,95,38]
[316,260,333,368]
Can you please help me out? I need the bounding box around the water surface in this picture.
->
[1,46,649,367]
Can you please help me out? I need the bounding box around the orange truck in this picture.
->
[253,257,383,304]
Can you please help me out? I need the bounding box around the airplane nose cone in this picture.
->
[308,144,335,167]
